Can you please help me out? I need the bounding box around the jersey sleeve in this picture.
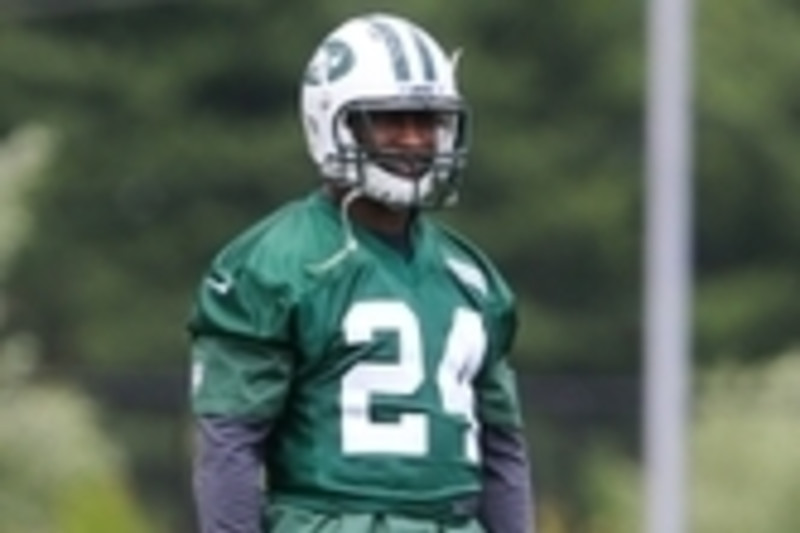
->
[475,296,525,429]
[188,261,295,420]
[436,223,525,430]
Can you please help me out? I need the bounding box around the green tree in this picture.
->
[3,0,800,530]
[694,0,800,364]
[1,0,648,373]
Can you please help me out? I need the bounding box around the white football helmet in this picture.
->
[300,13,469,209]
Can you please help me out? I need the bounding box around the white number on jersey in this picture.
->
[340,301,487,461]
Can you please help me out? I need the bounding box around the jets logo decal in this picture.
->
[304,38,355,85]
[445,257,488,296]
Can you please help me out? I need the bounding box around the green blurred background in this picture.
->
[1,0,799,532]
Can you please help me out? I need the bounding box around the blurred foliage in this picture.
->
[694,0,800,362]
[0,346,156,533]
[3,0,798,375]
[0,0,647,373]
[580,352,800,533]
[1,0,800,530]
[0,124,52,278]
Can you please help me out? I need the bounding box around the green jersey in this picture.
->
[189,191,522,517]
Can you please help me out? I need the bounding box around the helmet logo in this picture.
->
[304,38,355,86]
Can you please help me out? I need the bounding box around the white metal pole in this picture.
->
[644,0,694,532]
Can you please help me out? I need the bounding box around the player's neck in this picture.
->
[350,198,412,237]
[324,185,413,237]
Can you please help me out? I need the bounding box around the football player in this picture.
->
[189,12,535,533]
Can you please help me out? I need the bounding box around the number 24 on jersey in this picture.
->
[340,300,487,462]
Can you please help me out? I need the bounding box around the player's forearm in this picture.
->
[193,416,271,533]
[478,426,536,533]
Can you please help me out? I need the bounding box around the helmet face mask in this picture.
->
[301,13,470,209]
[337,101,469,207]
[345,107,441,180]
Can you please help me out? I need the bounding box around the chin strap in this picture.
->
[307,187,363,274]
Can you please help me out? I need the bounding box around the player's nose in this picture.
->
[395,115,435,148]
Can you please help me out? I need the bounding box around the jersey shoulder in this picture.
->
[189,192,345,337]
[428,221,515,310]
[210,192,342,291]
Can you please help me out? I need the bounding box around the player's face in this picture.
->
[352,110,439,179]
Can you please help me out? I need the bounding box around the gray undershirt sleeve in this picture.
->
[478,425,536,533]
[193,416,271,533]
[194,417,534,533]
